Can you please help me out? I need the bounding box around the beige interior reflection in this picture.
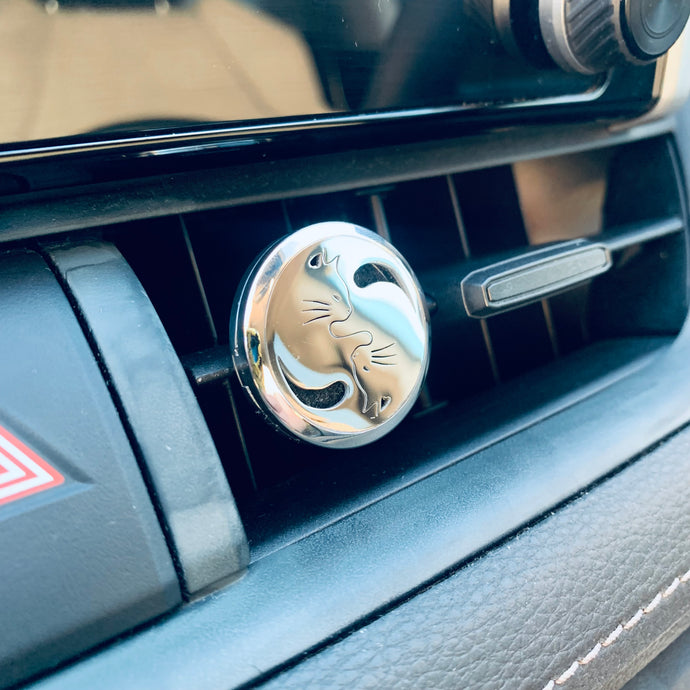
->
[513,149,613,245]
[0,0,330,144]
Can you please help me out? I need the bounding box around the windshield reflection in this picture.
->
[0,0,330,143]
[0,0,597,147]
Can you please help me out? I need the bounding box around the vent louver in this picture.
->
[108,135,687,557]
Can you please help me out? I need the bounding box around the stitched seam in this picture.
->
[542,567,690,689]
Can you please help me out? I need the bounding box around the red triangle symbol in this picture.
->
[0,425,64,506]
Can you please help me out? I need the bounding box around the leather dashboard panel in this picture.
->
[260,426,690,690]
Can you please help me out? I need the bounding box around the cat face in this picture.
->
[351,343,396,420]
[299,248,352,327]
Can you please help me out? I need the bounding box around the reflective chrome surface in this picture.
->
[232,222,430,448]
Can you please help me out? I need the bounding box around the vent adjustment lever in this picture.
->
[461,239,611,318]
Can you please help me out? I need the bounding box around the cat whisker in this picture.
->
[303,299,329,306]
[371,342,395,353]
[372,353,396,359]
[372,361,396,366]
[302,308,330,313]
[303,314,330,324]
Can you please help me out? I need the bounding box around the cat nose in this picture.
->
[332,294,340,302]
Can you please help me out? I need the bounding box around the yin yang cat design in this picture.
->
[268,242,425,423]
[269,246,367,412]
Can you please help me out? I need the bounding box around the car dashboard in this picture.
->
[3,1,690,688]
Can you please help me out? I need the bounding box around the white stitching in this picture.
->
[555,662,579,685]
[542,567,690,690]
[663,578,680,597]
[601,625,623,648]
[643,593,662,614]
[623,609,643,630]
[580,643,601,665]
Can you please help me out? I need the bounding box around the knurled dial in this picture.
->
[540,0,690,73]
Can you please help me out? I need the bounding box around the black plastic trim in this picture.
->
[0,250,180,689]
[44,242,249,595]
[0,117,674,246]
[0,64,652,165]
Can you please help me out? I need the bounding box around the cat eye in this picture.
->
[308,252,323,268]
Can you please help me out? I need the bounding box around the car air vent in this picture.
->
[107,135,687,558]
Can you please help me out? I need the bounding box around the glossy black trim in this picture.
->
[0,64,655,174]
[0,117,674,248]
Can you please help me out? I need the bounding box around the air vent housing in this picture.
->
[107,135,687,556]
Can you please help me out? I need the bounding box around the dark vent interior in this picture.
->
[106,135,688,558]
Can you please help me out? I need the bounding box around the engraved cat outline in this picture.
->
[272,246,402,419]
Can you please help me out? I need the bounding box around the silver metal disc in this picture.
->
[231,222,430,449]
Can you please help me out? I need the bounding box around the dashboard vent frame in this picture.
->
[101,134,689,558]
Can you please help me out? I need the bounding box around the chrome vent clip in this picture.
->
[231,222,430,449]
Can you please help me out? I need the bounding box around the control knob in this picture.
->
[540,0,690,73]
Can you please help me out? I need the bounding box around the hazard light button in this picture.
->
[0,424,63,506]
